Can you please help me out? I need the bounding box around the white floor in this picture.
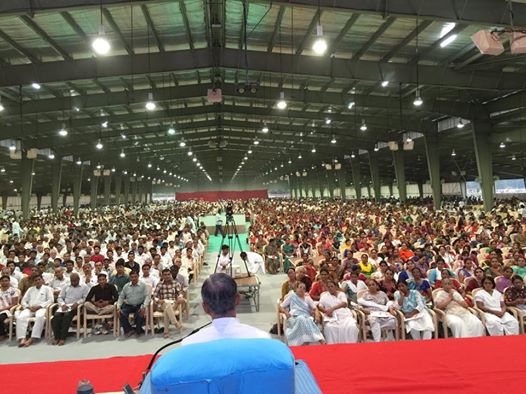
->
[2,253,285,365]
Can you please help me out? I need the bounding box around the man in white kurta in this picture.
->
[182,273,269,346]
[240,251,266,274]
[16,275,54,346]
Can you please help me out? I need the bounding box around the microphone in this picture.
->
[135,321,212,390]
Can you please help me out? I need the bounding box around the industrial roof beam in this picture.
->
[141,4,165,53]
[0,48,521,92]
[1,0,524,26]
[327,14,360,55]
[102,7,134,56]
[19,15,73,61]
[267,5,286,53]
[352,16,396,61]
[0,29,39,63]
[295,9,322,55]
[178,0,195,50]
[380,20,432,63]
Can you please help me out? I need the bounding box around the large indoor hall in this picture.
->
[1,1,526,393]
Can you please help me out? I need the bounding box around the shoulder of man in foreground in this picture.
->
[181,319,271,346]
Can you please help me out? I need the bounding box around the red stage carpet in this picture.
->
[1,336,525,393]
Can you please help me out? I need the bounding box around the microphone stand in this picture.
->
[135,321,212,390]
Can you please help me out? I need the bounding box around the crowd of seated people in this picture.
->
[0,201,215,346]
[264,198,526,343]
[2,197,526,348]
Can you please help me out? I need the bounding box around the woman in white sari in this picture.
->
[474,277,519,336]
[434,278,485,338]
[280,282,325,345]
[358,279,397,342]
[394,280,435,340]
[318,280,359,344]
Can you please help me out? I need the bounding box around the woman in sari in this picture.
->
[318,280,359,344]
[474,277,519,336]
[280,282,325,345]
[358,279,397,342]
[407,267,432,303]
[434,278,485,338]
[341,271,367,304]
[394,280,435,340]
[465,267,485,293]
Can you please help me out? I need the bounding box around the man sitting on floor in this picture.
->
[153,269,185,338]
[52,273,89,345]
[16,275,53,347]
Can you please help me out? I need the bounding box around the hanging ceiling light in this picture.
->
[512,154,517,161]
[374,144,379,152]
[347,101,355,110]
[451,149,456,157]
[193,157,197,162]
[331,135,337,144]
[325,118,332,125]
[298,153,302,159]
[187,150,193,156]
[48,152,55,160]
[32,82,41,90]
[167,124,176,135]
[8,142,16,151]
[261,123,269,133]
[311,146,316,153]
[119,149,125,158]
[0,98,4,112]
[92,25,111,55]
[499,141,506,149]
[351,152,356,158]
[360,120,367,131]
[58,123,68,137]
[95,139,103,150]
[179,138,186,147]
[248,149,253,154]
[76,159,82,165]
[288,158,292,164]
[381,80,389,88]
[276,91,287,110]
[312,23,328,55]
[254,139,260,145]
[413,89,423,107]
[406,136,413,143]
[145,92,156,111]
[121,133,127,139]
[101,120,108,128]
[456,118,465,129]
[147,163,152,168]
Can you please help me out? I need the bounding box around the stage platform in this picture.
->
[2,335,524,393]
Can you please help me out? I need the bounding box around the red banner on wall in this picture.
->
[175,189,268,201]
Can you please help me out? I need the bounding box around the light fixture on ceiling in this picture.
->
[95,139,103,150]
[145,92,156,111]
[187,150,193,156]
[248,149,253,154]
[121,133,127,139]
[101,120,108,128]
[512,154,517,161]
[261,123,269,133]
[298,153,302,159]
[76,159,82,165]
[413,89,423,106]
[440,34,458,48]
[32,82,41,90]
[96,163,102,169]
[193,157,197,162]
[381,80,389,87]
[331,135,337,144]
[92,25,111,55]
[179,138,186,147]
[325,118,332,125]
[312,23,328,55]
[73,106,80,112]
[0,167,5,173]
[276,91,287,110]
[406,136,413,143]
[499,141,506,149]
[167,124,176,135]
[119,149,125,158]
[311,146,316,153]
[351,152,355,158]
[147,163,152,168]
[48,152,55,160]
[374,144,379,152]
[457,118,465,129]
[451,149,456,157]
[8,142,16,151]
[439,23,457,47]
[347,101,355,110]
[254,139,260,145]
[288,158,292,164]
[360,120,367,131]
[58,124,68,137]
[0,98,4,112]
